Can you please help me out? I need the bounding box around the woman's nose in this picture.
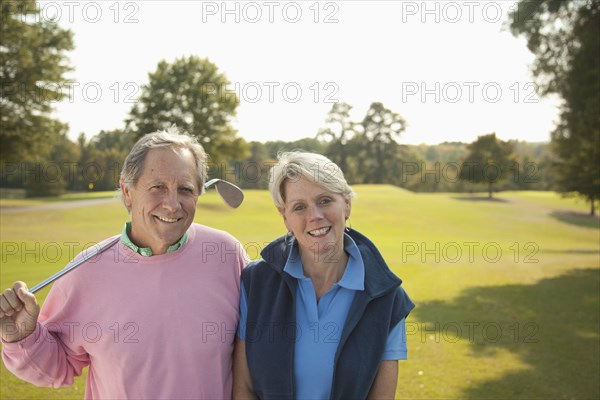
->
[307,204,323,220]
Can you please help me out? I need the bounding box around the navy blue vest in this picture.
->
[242,229,415,400]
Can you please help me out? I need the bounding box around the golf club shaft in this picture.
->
[29,236,121,294]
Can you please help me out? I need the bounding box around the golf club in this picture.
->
[28,178,244,294]
[205,178,244,209]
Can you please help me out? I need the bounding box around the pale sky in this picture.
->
[40,0,561,145]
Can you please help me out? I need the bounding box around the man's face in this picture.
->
[121,147,199,255]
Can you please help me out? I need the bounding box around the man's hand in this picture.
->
[0,282,40,343]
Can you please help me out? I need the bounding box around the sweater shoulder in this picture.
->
[190,223,241,244]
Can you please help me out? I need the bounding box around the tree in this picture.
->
[0,0,74,163]
[509,0,600,215]
[460,133,515,198]
[360,102,407,183]
[23,130,80,197]
[79,129,134,191]
[316,102,358,177]
[126,56,248,168]
[237,141,272,189]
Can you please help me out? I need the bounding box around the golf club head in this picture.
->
[204,179,244,208]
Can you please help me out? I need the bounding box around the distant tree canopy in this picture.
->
[510,0,600,215]
[0,0,74,164]
[317,102,357,178]
[126,56,248,169]
[317,102,409,185]
[459,133,515,198]
[75,129,134,192]
[22,132,79,197]
[361,102,407,183]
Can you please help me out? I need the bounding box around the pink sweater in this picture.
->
[2,223,248,399]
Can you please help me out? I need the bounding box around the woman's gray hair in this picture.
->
[119,127,208,212]
[269,151,355,211]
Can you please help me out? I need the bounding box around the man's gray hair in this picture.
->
[119,127,208,212]
[269,151,355,211]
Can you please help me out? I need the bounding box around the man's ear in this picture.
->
[120,178,132,207]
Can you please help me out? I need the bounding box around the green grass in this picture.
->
[1,188,598,399]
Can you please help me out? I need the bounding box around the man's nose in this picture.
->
[162,190,181,211]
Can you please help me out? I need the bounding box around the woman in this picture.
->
[234,152,414,400]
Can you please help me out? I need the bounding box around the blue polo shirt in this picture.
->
[239,233,407,399]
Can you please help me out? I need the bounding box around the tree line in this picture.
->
[0,123,555,198]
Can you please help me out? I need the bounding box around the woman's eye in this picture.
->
[293,205,305,211]
[320,197,332,205]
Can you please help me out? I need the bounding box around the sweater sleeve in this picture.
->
[1,285,90,388]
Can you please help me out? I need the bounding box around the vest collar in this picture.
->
[260,228,401,299]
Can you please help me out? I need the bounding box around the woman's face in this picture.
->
[281,177,351,262]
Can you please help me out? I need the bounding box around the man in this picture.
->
[0,128,248,399]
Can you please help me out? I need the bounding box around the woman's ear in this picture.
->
[345,198,352,220]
